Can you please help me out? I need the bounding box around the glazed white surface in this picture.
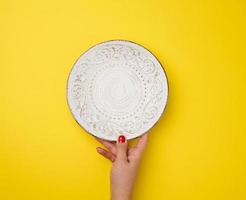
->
[67,40,168,140]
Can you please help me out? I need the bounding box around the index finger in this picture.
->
[94,136,117,154]
[135,133,148,155]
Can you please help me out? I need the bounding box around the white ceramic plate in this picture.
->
[67,40,168,141]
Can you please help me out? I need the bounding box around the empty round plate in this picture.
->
[67,40,168,141]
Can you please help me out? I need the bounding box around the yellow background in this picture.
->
[1,0,245,199]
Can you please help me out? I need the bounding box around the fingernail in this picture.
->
[96,147,104,154]
[118,135,126,143]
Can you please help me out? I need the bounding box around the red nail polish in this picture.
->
[118,135,126,143]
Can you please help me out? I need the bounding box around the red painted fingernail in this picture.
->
[118,135,126,143]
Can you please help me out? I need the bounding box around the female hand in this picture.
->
[95,133,148,200]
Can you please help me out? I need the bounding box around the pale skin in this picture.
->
[95,133,148,200]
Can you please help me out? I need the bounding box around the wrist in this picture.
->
[111,190,132,200]
[111,195,131,200]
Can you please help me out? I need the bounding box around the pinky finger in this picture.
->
[96,147,116,162]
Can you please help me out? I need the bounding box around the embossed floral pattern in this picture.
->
[67,40,168,141]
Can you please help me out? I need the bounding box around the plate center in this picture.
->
[91,66,143,117]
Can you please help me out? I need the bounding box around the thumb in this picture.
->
[116,135,128,162]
